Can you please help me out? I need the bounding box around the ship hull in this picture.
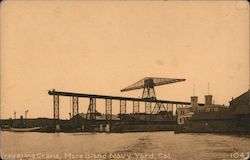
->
[9,127,41,132]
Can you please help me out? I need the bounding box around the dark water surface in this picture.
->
[1,131,250,160]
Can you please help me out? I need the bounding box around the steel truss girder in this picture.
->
[48,90,203,105]
[166,103,174,111]
[176,104,184,110]
[151,103,167,114]
[150,103,168,121]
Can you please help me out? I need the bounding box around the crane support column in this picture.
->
[171,103,174,111]
[53,95,60,120]
[145,102,151,121]
[120,100,126,115]
[105,99,112,121]
[86,98,96,121]
[133,101,140,113]
[72,96,79,117]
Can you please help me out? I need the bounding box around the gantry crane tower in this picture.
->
[121,77,186,114]
[121,77,185,100]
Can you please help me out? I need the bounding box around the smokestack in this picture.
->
[205,95,212,106]
[205,82,213,106]
[191,96,198,111]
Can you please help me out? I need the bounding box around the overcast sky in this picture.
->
[1,1,249,119]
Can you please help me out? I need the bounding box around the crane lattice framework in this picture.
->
[49,77,202,130]
[121,77,186,115]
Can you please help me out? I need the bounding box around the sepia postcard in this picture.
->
[0,0,249,160]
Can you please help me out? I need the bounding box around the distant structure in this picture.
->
[14,111,16,119]
[121,77,186,100]
[25,110,29,119]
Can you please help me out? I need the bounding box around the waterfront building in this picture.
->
[195,95,229,112]
[176,107,194,125]
[185,90,250,133]
[176,96,197,125]
[177,94,229,125]
[196,105,229,112]
[229,90,250,114]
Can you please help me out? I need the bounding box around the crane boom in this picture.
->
[121,77,185,92]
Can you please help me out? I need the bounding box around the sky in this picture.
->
[1,1,249,119]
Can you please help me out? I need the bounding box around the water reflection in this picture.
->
[1,131,250,160]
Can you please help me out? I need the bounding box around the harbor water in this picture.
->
[1,131,250,160]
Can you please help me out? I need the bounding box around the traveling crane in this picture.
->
[121,77,186,100]
[121,77,186,114]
